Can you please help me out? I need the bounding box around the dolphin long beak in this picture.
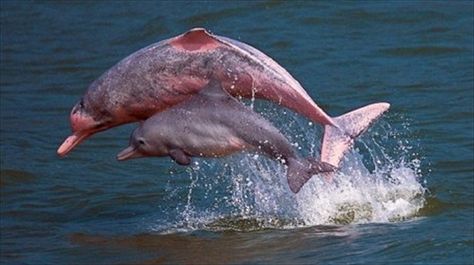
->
[57,133,90,157]
[116,146,141,161]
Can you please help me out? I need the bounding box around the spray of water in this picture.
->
[150,103,427,233]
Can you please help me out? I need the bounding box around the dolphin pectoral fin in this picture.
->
[169,149,192,165]
[198,78,236,100]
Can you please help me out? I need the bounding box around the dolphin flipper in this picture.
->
[169,149,192,165]
[198,79,237,99]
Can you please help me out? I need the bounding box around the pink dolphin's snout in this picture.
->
[57,107,101,157]
[57,133,89,157]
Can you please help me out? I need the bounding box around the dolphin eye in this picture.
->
[138,139,145,145]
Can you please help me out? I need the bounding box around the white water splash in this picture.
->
[152,108,426,232]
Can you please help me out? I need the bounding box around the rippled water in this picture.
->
[1,1,473,265]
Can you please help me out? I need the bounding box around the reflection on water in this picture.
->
[0,169,37,187]
[69,225,353,265]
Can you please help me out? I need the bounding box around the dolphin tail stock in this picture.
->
[286,157,337,193]
[320,102,391,176]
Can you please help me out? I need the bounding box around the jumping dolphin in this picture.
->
[117,80,336,193]
[58,28,389,168]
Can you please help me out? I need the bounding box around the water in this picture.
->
[1,1,473,264]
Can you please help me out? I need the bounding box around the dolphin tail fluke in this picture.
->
[321,103,390,173]
[286,158,337,193]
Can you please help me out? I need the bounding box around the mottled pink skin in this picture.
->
[58,28,335,156]
[320,102,390,168]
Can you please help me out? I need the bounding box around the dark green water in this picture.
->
[1,1,473,264]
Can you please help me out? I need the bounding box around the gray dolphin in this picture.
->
[117,80,336,193]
